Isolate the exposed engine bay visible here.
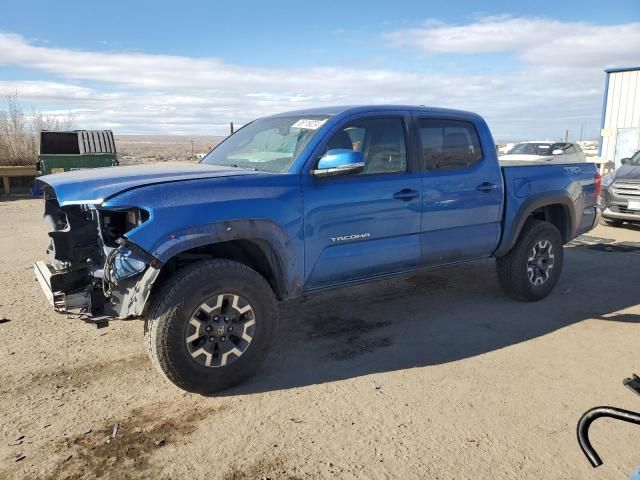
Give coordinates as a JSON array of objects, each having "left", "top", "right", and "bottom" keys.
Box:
[{"left": 34, "top": 188, "right": 160, "bottom": 326}]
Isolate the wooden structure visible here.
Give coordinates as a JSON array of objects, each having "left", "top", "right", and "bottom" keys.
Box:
[{"left": 0, "top": 165, "right": 36, "bottom": 195}]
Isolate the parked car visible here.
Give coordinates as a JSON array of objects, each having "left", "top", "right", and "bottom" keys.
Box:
[
  {"left": 499, "top": 141, "right": 587, "bottom": 163},
  {"left": 600, "top": 149, "right": 640, "bottom": 226},
  {"left": 33, "top": 105, "right": 601, "bottom": 393},
  {"left": 498, "top": 142, "right": 515, "bottom": 154}
]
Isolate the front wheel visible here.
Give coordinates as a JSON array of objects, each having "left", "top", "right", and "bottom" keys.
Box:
[
  {"left": 496, "top": 219, "right": 564, "bottom": 302},
  {"left": 144, "top": 259, "right": 278, "bottom": 394}
]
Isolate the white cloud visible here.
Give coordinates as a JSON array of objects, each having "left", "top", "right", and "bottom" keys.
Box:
[
  {"left": 384, "top": 16, "right": 640, "bottom": 69},
  {"left": 0, "top": 21, "right": 632, "bottom": 139},
  {"left": 0, "top": 81, "right": 95, "bottom": 101}
]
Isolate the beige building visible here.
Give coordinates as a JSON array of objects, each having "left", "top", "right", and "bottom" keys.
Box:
[{"left": 600, "top": 66, "right": 640, "bottom": 167}]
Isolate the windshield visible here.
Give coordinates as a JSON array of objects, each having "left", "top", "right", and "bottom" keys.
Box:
[{"left": 201, "top": 115, "right": 331, "bottom": 172}]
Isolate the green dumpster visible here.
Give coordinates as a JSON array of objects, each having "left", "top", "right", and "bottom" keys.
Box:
[{"left": 36, "top": 130, "right": 118, "bottom": 176}]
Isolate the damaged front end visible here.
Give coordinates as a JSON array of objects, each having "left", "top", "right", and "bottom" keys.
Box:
[{"left": 34, "top": 188, "right": 161, "bottom": 327}]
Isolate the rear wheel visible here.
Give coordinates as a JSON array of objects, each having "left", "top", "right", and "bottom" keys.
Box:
[
  {"left": 144, "top": 259, "right": 278, "bottom": 394},
  {"left": 496, "top": 219, "right": 564, "bottom": 302},
  {"left": 599, "top": 217, "right": 623, "bottom": 227}
]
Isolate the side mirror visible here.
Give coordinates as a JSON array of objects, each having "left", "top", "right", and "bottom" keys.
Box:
[
  {"left": 621, "top": 158, "right": 630, "bottom": 165},
  {"left": 552, "top": 149, "right": 564, "bottom": 155},
  {"left": 312, "top": 149, "right": 364, "bottom": 177}
]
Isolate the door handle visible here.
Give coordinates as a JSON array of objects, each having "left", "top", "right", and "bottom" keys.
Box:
[
  {"left": 476, "top": 182, "right": 497, "bottom": 193},
  {"left": 393, "top": 189, "right": 419, "bottom": 201}
]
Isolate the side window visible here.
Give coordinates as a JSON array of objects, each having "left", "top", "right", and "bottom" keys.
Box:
[
  {"left": 551, "top": 142, "right": 574, "bottom": 154},
  {"left": 549, "top": 143, "right": 563, "bottom": 153},
  {"left": 324, "top": 117, "right": 407, "bottom": 174},
  {"left": 418, "top": 118, "right": 483, "bottom": 171}
]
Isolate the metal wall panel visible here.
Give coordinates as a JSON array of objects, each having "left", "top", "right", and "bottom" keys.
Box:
[{"left": 601, "top": 69, "right": 640, "bottom": 164}]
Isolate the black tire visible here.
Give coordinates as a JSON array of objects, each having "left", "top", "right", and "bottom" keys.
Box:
[
  {"left": 144, "top": 259, "right": 278, "bottom": 394},
  {"left": 496, "top": 219, "right": 564, "bottom": 302},
  {"left": 599, "top": 217, "right": 623, "bottom": 227}
]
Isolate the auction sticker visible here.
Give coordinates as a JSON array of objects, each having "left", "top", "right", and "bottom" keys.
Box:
[{"left": 291, "top": 119, "right": 327, "bottom": 130}]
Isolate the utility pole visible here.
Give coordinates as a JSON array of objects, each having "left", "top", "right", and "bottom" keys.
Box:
[
  {"left": 563, "top": 129, "right": 568, "bottom": 142},
  {"left": 230, "top": 122, "right": 234, "bottom": 135},
  {"left": 579, "top": 123, "right": 584, "bottom": 142},
  {"left": 190, "top": 139, "right": 194, "bottom": 159}
]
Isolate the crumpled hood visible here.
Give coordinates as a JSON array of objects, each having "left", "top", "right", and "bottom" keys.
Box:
[
  {"left": 498, "top": 154, "right": 554, "bottom": 162},
  {"left": 611, "top": 164, "right": 640, "bottom": 181},
  {"left": 36, "top": 162, "right": 260, "bottom": 205}
]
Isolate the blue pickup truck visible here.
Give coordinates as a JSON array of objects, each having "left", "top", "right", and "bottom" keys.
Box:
[{"left": 34, "top": 105, "right": 601, "bottom": 393}]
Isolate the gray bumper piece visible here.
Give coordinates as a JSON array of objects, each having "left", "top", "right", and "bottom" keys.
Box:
[{"left": 33, "top": 261, "right": 92, "bottom": 313}]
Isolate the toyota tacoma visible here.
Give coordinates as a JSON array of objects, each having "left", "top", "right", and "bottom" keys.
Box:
[{"left": 33, "top": 105, "right": 601, "bottom": 393}]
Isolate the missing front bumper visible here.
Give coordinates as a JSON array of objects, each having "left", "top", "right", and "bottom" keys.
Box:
[
  {"left": 34, "top": 259, "right": 160, "bottom": 321},
  {"left": 34, "top": 261, "right": 54, "bottom": 306},
  {"left": 34, "top": 261, "right": 92, "bottom": 314}
]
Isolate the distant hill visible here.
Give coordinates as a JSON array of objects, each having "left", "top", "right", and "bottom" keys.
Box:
[{"left": 115, "top": 135, "right": 226, "bottom": 164}]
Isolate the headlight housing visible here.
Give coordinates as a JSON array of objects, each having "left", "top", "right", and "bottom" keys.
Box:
[
  {"left": 112, "top": 248, "right": 147, "bottom": 281},
  {"left": 99, "top": 207, "right": 150, "bottom": 246}
]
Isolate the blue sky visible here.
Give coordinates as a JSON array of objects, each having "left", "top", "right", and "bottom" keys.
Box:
[{"left": 1, "top": 0, "right": 639, "bottom": 139}]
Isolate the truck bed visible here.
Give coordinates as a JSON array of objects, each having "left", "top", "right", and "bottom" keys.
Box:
[
  {"left": 495, "top": 161, "right": 599, "bottom": 256},
  {"left": 499, "top": 159, "right": 591, "bottom": 167}
]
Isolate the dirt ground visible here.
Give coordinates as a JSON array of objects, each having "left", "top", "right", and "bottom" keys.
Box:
[{"left": 1, "top": 197, "right": 639, "bottom": 480}]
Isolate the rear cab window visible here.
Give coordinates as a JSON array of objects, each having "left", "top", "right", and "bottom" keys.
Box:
[{"left": 417, "top": 118, "right": 483, "bottom": 171}]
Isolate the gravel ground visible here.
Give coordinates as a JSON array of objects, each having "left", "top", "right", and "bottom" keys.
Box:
[{"left": 0, "top": 197, "right": 639, "bottom": 479}]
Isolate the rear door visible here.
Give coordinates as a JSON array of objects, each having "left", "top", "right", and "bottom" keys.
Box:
[
  {"left": 301, "top": 113, "right": 423, "bottom": 289},
  {"left": 414, "top": 115, "right": 503, "bottom": 265}
]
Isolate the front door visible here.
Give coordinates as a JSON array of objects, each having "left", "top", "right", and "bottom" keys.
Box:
[{"left": 301, "top": 114, "right": 422, "bottom": 289}]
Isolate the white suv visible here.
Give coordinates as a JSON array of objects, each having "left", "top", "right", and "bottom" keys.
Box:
[{"left": 499, "top": 141, "right": 587, "bottom": 163}]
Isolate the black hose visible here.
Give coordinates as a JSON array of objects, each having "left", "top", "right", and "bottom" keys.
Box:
[
  {"left": 577, "top": 406, "right": 640, "bottom": 468},
  {"left": 102, "top": 247, "right": 119, "bottom": 297}
]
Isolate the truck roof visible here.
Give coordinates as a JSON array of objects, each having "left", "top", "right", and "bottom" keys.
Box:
[{"left": 271, "top": 105, "right": 483, "bottom": 119}]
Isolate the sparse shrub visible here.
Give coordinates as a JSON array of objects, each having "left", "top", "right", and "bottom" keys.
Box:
[{"left": 0, "top": 93, "right": 73, "bottom": 166}]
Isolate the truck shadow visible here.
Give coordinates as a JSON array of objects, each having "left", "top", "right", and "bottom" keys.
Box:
[
  {"left": 219, "top": 244, "right": 640, "bottom": 397},
  {"left": 615, "top": 223, "right": 640, "bottom": 232}
]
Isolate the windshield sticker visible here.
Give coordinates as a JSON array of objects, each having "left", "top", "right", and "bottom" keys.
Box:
[{"left": 291, "top": 119, "right": 328, "bottom": 130}]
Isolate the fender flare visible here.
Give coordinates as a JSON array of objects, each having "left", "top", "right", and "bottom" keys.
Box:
[
  {"left": 149, "top": 219, "right": 301, "bottom": 299},
  {"left": 493, "top": 192, "right": 576, "bottom": 257}
]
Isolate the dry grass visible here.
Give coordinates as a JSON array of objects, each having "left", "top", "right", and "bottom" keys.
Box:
[
  {"left": 115, "top": 135, "right": 225, "bottom": 164},
  {"left": 0, "top": 94, "right": 73, "bottom": 166}
]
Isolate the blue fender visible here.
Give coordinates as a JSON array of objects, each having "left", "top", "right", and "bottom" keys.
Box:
[{"left": 150, "top": 218, "right": 302, "bottom": 299}]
